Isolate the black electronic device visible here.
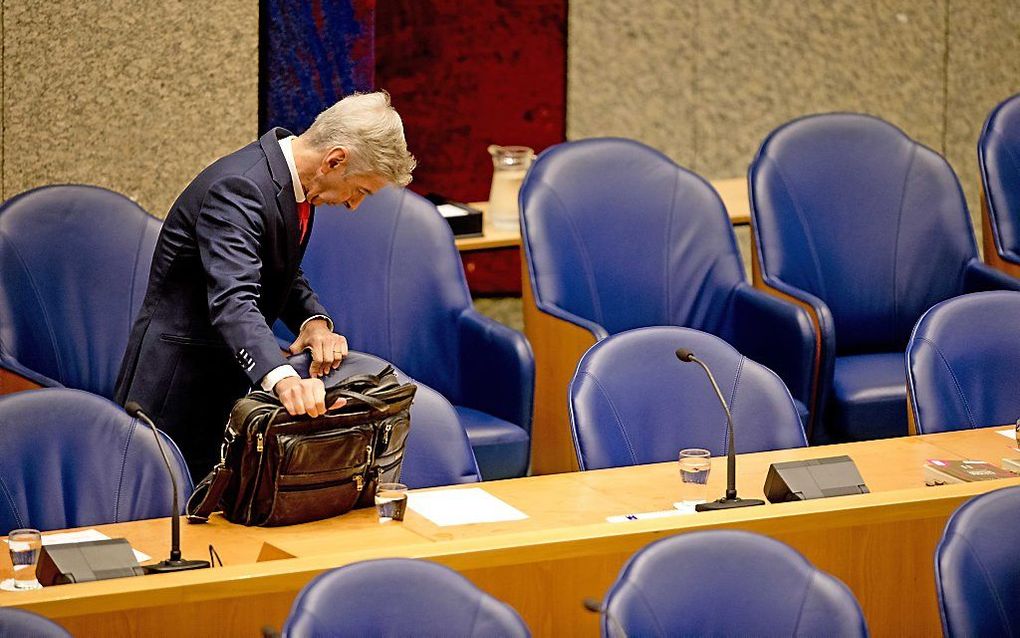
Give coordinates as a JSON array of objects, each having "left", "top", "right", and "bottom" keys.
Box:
[
  {"left": 36, "top": 539, "right": 144, "bottom": 586},
  {"left": 675, "top": 348, "right": 765, "bottom": 512},
  {"left": 425, "top": 193, "right": 484, "bottom": 237},
  {"left": 124, "top": 402, "right": 210, "bottom": 574},
  {"left": 763, "top": 455, "right": 869, "bottom": 503}
]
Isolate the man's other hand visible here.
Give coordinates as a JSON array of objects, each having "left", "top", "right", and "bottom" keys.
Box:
[
  {"left": 274, "top": 377, "right": 346, "bottom": 417},
  {"left": 289, "top": 318, "right": 348, "bottom": 377}
]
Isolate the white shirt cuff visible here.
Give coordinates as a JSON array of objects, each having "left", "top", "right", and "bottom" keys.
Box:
[
  {"left": 300, "top": 314, "right": 333, "bottom": 333},
  {"left": 261, "top": 364, "right": 300, "bottom": 392}
]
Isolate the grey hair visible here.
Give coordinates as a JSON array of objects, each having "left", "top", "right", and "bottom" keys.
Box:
[{"left": 302, "top": 91, "right": 416, "bottom": 186}]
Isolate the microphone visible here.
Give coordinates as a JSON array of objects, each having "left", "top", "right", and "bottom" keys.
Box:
[
  {"left": 125, "top": 402, "right": 211, "bottom": 574},
  {"left": 583, "top": 597, "right": 628, "bottom": 638},
  {"left": 675, "top": 348, "right": 765, "bottom": 511}
]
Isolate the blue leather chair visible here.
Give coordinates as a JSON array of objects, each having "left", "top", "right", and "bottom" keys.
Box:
[
  {"left": 907, "top": 291, "right": 1020, "bottom": 434},
  {"left": 936, "top": 485, "right": 1020, "bottom": 637},
  {"left": 275, "top": 187, "right": 534, "bottom": 480},
  {"left": 979, "top": 92, "right": 1020, "bottom": 279},
  {"left": 282, "top": 558, "right": 530, "bottom": 637},
  {"left": 570, "top": 327, "right": 806, "bottom": 470},
  {"left": 603, "top": 530, "right": 867, "bottom": 637},
  {"left": 0, "top": 388, "right": 191, "bottom": 532},
  {"left": 0, "top": 185, "right": 161, "bottom": 398},
  {"left": 521, "top": 138, "right": 814, "bottom": 473},
  {"left": 288, "top": 351, "right": 481, "bottom": 488},
  {"left": 0, "top": 609, "right": 71, "bottom": 637},
  {"left": 750, "top": 113, "right": 1020, "bottom": 443}
]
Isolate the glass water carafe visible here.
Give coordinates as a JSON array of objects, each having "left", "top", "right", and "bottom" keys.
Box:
[{"left": 487, "top": 145, "right": 535, "bottom": 232}]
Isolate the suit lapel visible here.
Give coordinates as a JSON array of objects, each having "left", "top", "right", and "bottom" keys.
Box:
[{"left": 259, "top": 128, "right": 301, "bottom": 267}]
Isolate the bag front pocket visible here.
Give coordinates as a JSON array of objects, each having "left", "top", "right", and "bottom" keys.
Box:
[{"left": 262, "top": 427, "right": 374, "bottom": 526}]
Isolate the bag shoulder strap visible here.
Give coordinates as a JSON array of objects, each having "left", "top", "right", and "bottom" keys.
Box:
[{"left": 186, "top": 465, "right": 234, "bottom": 524}]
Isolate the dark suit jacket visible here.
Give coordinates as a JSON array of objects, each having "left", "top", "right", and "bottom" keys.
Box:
[{"left": 115, "top": 128, "right": 329, "bottom": 479}]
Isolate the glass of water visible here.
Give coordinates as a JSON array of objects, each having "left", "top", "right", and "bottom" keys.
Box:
[
  {"left": 375, "top": 483, "right": 408, "bottom": 523},
  {"left": 678, "top": 448, "right": 712, "bottom": 504},
  {"left": 8, "top": 529, "right": 42, "bottom": 589}
]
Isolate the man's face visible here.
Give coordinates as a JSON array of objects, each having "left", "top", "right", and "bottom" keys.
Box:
[{"left": 305, "top": 148, "right": 389, "bottom": 210}]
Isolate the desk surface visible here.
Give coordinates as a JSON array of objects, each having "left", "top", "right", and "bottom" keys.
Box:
[
  {"left": 455, "top": 178, "right": 751, "bottom": 252},
  {"left": 3, "top": 427, "right": 1017, "bottom": 637}
]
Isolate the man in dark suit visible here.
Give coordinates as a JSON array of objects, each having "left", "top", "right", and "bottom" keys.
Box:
[{"left": 115, "top": 92, "right": 415, "bottom": 479}]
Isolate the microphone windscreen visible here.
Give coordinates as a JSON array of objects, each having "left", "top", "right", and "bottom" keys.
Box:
[
  {"left": 124, "top": 401, "right": 144, "bottom": 419},
  {"left": 675, "top": 348, "right": 695, "bottom": 362}
]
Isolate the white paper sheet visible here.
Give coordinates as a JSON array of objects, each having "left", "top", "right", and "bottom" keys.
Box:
[
  {"left": 40, "top": 529, "right": 150, "bottom": 563},
  {"left": 996, "top": 427, "right": 1017, "bottom": 440},
  {"left": 407, "top": 488, "right": 528, "bottom": 527},
  {"left": 437, "top": 204, "right": 468, "bottom": 218}
]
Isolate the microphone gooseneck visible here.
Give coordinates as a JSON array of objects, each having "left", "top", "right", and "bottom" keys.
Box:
[
  {"left": 126, "top": 403, "right": 210, "bottom": 573},
  {"left": 675, "top": 348, "right": 765, "bottom": 511}
]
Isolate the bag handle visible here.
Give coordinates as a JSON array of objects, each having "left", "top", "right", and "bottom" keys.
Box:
[{"left": 186, "top": 465, "right": 233, "bottom": 524}]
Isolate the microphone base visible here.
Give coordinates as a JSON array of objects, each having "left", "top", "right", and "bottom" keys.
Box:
[
  {"left": 144, "top": 558, "right": 211, "bottom": 574},
  {"left": 695, "top": 497, "right": 766, "bottom": 511}
]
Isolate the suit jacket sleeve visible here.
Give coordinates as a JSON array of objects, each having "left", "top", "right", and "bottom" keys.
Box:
[
  {"left": 196, "top": 175, "right": 288, "bottom": 385},
  {"left": 279, "top": 266, "right": 331, "bottom": 336}
]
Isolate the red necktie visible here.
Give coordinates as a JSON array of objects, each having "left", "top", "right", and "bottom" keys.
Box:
[{"left": 297, "top": 201, "right": 311, "bottom": 242}]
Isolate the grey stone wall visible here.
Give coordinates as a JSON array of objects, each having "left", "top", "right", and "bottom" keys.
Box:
[
  {"left": 569, "top": 0, "right": 1020, "bottom": 226},
  {"left": 1, "top": 0, "right": 257, "bottom": 218}
]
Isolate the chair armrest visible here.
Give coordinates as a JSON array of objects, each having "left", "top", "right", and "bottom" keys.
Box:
[
  {"left": 530, "top": 299, "right": 610, "bottom": 341},
  {"left": 457, "top": 309, "right": 535, "bottom": 434},
  {"left": 728, "top": 283, "right": 816, "bottom": 406},
  {"left": 964, "top": 259, "right": 1020, "bottom": 292}
]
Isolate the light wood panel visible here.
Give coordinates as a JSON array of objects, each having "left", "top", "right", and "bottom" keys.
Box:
[
  {"left": 0, "top": 368, "right": 43, "bottom": 396},
  {"left": 1, "top": 428, "right": 1017, "bottom": 636}
]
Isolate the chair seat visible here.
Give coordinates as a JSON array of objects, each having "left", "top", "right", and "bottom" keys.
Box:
[
  {"left": 455, "top": 406, "right": 529, "bottom": 480},
  {"left": 830, "top": 352, "right": 907, "bottom": 440}
]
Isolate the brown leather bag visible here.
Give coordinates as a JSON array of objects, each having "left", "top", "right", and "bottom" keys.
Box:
[{"left": 186, "top": 366, "right": 416, "bottom": 527}]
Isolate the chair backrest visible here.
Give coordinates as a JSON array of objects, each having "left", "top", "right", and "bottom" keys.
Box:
[
  {"left": 0, "top": 185, "right": 161, "bottom": 398},
  {"left": 751, "top": 113, "right": 978, "bottom": 355},
  {"left": 907, "top": 291, "right": 1020, "bottom": 433},
  {"left": 0, "top": 608, "right": 72, "bottom": 637},
  {"left": 288, "top": 351, "right": 481, "bottom": 488},
  {"left": 520, "top": 138, "right": 745, "bottom": 336},
  {"left": 283, "top": 558, "right": 530, "bottom": 637},
  {"left": 604, "top": 530, "right": 866, "bottom": 637},
  {"left": 279, "top": 186, "right": 472, "bottom": 403},
  {"left": 0, "top": 388, "right": 192, "bottom": 532},
  {"left": 979, "top": 92, "right": 1020, "bottom": 263},
  {"left": 569, "top": 327, "right": 806, "bottom": 470},
  {"left": 936, "top": 485, "right": 1020, "bottom": 637}
]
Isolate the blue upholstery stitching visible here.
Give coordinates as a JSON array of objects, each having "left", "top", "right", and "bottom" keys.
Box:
[
  {"left": 891, "top": 145, "right": 918, "bottom": 337},
  {"left": 0, "top": 474, "right": 25, "bottom": 530},
  {"left": 538, "top": 179, "right": 605, "bottom": 326},
  {"left": 115, "top": 418, "right": 137, "bottom": 522},
  {"left": 955, "top": 534, "right": 1013, "bottom": 633},
  {"left": 578, "top": 372, "right": 639, "bottom": 466},
  {"left": 916, "top": 336, "right": 977, "bottom": 428},
  {"left": 384, "top": 189, "right": 404, "bottom": 360},
  {"left": 790, "top": 571, "right": 817, "bottom": 636},
  {"left": 0, "top": 233, "right": 65, "bottom": 377},
  {"left": 663, "top": 171, "right": 680, "bottom": 324},
  {"left": 627, "top": 578, "right": 668, "bottom": 637},
  {"left": 762, "top": 155, "right": 829, "bottom": 301},
  {"left": 724, "top": 356, "right": 744, "bottom": 452}
]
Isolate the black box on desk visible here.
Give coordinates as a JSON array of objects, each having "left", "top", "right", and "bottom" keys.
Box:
[{"left": 426, "top": 194, "right": 483, "bottom": 237}]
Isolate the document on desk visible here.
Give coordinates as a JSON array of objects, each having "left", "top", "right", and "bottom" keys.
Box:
[
  {"left": 996, "top": 427, "right": 1017, "bottom": 440},
  {"left": 407, "top": 488, "right": 528, "bottom": 526}
]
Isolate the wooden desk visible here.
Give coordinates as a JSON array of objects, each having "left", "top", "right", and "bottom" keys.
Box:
[
  {"left": 3, "top": 427, "right": 1016, "bottom": 637},
  {"left": 454, "top": 178, "right": 750, "bottom": 252}
]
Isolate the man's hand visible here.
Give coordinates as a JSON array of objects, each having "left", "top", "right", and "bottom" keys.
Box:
[
  {"left": 289, "top": 318, "right": 348, "bottom": 377},
  {"left": 274, "top": 377, "right": 346, "bottom": 417}
]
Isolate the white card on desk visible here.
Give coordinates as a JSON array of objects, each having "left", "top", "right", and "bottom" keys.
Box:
[
  {"left": 996, "top": 427, "right": 1017, "bottom": 440},
  {"left": 407, "top": 488, "right": 528, "bottom": 527},
  {"left": 38, "top": 529, "right": 150, "bottom": 563},
  {"left": 437, "top": 204, "right": 468, "bottom": 218}
]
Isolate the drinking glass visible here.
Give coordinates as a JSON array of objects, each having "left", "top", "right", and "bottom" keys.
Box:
[
  {"left": 678, "top": 448, "right": 712, "bottom": 504},
  {"left": 8, "top": 529, "right": 42, "bottom": 589},
  {"left": 375, "top": 483, "right": 408, "bottom": 523}
]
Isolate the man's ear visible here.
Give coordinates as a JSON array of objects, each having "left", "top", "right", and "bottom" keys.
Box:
[{"left": 322, "top": 147, "right": 348, "bottom": 172}]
